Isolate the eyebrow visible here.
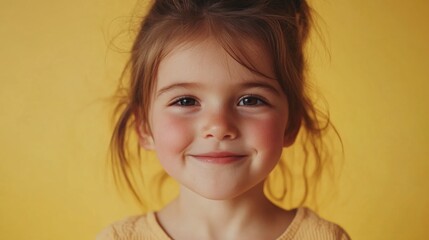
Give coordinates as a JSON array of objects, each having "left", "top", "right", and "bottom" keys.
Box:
[
  {"left": 156, "top": 82, "right": 201, "bottom": 97},
  {"left": 240, "top": 81, "right": 281, "bottom": 96},
  {"left": 156, "top": 80, "right": 281, "bottom": 97}
]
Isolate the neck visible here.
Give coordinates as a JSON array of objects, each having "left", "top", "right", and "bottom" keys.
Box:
[
  {"left": 177, "top": 182, "right": 272, "bottom": 219},
  {"left": 157, "top": 182, "right": 292, "bottom": 240}
]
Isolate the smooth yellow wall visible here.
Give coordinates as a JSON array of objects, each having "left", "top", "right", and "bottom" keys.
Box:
[{"left": 1, "top": 0, "right": 428, "bottom": 239}]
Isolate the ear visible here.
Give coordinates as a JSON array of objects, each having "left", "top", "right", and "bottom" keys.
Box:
[
  {"left": 136, "top": 122, "right": 155, "bottom": 151},
  {"left": 283, "top": 115, "right": 301, "bottom": 147}
]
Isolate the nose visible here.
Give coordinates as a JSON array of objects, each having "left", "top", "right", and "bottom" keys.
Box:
[{"left": 201, "top": 108, "right": 238, "bottom": 141}]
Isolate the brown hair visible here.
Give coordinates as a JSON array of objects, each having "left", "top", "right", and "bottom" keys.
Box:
[{"left": 110, "top": 0, "right": 340, "bottom": 208}]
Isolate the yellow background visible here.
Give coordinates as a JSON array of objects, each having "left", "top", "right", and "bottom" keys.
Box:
[{"left": 1, "top": 0, "right": 428, "bottom": 239}]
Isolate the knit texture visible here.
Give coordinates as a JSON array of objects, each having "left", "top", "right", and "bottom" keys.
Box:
[{"left": 97, "top": 207, "right": 350, "bottom": 240}]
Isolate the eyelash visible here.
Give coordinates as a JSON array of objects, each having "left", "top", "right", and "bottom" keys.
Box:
[
  {"left": 170, "top": 95, "right": 268, "bottom": 107},
  {"left": 237, "top": 95, "right": 268, "bottom": 106},
  {"left": 170, "top": 96, "right": 199, "bottom": 106}
]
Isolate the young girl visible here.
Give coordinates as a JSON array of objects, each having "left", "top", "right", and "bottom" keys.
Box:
[{"left": 98, "top": 0, "right": 350, "bottom": 239}]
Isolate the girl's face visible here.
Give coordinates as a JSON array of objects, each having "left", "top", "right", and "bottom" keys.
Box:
[{"left": 141, "top": 38, "right": 291, "bottom": 200}]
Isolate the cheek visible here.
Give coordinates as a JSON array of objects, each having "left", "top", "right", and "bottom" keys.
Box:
[
  {"left": 245, "top": 115, "right": 287, "bottom": 154},
  {"left": 151, "top": 112, "right": 193, "bottom": 156}
]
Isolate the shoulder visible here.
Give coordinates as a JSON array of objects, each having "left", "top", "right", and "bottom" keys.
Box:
[
  {"left": 96, "top": 212, "right": 168, "bottom": 240},
  {"left": 96, "top": 215, "right": 144, "bottom": 240},
  {"left": 282, "top": 207, "right": 351, "bottom": 240}
]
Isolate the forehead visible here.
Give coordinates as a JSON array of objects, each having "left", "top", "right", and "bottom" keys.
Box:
[{"left": 156, "top": 37, "right": 275, "bottom": 87}]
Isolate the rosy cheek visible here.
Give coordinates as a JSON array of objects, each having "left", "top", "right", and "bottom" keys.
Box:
[
  {"left": 152, "top": 113, "right": 193, "bottom": 155},
  {"left": 248, "top": 116, "right": 287, "bottom": 155}
]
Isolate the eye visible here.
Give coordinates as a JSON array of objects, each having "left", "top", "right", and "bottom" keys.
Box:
[
  {"left": 237, "top": 95, "right": 267, "bottom": 106},
  {"left": 171, "top": 97, "right": 199, "bottom": 106}
]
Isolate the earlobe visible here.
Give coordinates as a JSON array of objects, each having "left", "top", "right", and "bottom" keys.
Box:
[
  {"left": 283, "top": 117, "right": 301, "bottom": 147},
  {"left": 138, "top": 134, "right": 155, "bottom": 150},
  {"left": 137, "top": 123, "right": 155, "bottom": 150},
  {"left": 283, "top": 131, "right": 298, "bottom": 147}
]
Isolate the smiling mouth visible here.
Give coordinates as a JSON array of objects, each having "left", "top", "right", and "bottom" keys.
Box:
[{"left": 189, "top": 152, "right": 247, "bottom": 164}]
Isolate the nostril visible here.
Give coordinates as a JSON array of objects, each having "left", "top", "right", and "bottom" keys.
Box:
[
  {"left": 201, "top": 111, "right": 239, "bottom": 140},
  {"left": 203, "top": 126, "right": 238, "bottom": 140}
]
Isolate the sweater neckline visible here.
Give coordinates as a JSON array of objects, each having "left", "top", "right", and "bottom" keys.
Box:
[
  {"left": 147, "top": 211, "right": 173, "bottom": 239},
  {"left": 147, "top": 207, "right": 305, "bottom": 240},
  {"left": 275, "top": 207, "right": 305, "bottom": 239}
]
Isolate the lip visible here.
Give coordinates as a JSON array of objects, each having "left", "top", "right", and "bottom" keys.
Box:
[{"left": 189, "top": 152, "right": 247, "bottom": 164}]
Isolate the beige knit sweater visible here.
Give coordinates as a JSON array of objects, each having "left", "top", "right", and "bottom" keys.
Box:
[{"left": 97, "top": 207, "right": 350, "bottom": 240}]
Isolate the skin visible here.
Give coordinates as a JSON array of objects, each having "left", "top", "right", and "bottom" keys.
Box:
[{"left": 139, "top": 38, "right": 297, "bottom": 240}]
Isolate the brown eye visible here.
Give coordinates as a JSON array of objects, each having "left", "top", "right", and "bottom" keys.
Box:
[
  {"left": 173, "top": 97, "right": 198, "bottom": 106},
  {"left": 238, "top": 96, "right": 266, "bottom": 106}
]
